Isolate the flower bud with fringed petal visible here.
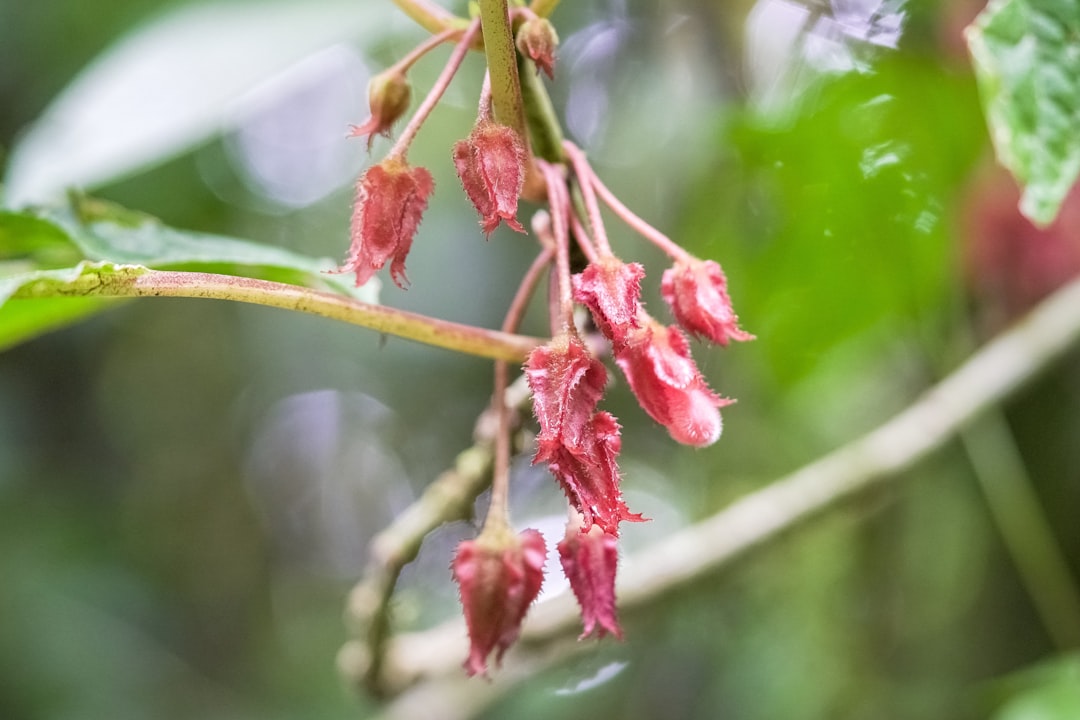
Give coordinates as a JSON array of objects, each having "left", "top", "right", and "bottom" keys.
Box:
[
  {"left": 453, "top": 120, "right": 527, "bottom": 235},
  {"left": 661, "top": 258, "right": 753, "bottom": 345},
  {"left": 526, "top": 335, "right": 644, "bottom": 534},
  {"left": 571, "top": 258, "right": 646, "bottom": 350},
  {"left": 558, "top": 512, "right": 622, "bottom": 639},
  {"left": 341, "top": 157, "right": 433, "bottom": 289},
  {"left": 452, "top": 527, "right": 547, "bottom": 676},
  {"left": 615, "top": 320, "right": 731, "bottom": 447}
]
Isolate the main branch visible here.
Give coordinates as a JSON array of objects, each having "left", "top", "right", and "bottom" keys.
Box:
[{"left": 13, "top": 267, "right": 542, "bottom": 362}]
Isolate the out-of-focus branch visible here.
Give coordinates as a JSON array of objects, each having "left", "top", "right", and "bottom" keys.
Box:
[
  {"left": 359, "top": 271, "right": 1080, "bottom": 715},
  {"left": 341, "top": 442, "right": 493, "bottom": 697},
  {"left": 339, "top": 374, "right": 535, "bottom": 695}
]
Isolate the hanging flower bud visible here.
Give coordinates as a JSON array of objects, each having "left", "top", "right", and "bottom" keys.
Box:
[
  {"left": 526, "top": 334, "right": 607, "bottom": 453},
  {"left": 572, "top": 258, "right": 646, "bottom": 350},
  {"left": 341, "top": 157, "right": 434, "bottom": 289},
  {"left": 526, "top": 335, "right": 644, "bottom": 535},
  {"left": 541, "top": 411, "right": 643, "bottom": 534},
  {"left": 661, "top": 259, "right": 753, "bottom": 345},
  {"left": 516, "top": 17, "right": 559, "bottom": 79},
  {"left": 453, "top": 120, "right": 527, "bottom": 235},
  {"left": 452, "top": 527, "right": 547, "bottom": 676},
  {"left": 616, "top": 320, "right": 731, "bottom": 447},
  {"left": 348, "top": 69, "right": 412, "bottom": 149},
  {"left": 558, "top": 511, "right": 622, "bottom": 639}
]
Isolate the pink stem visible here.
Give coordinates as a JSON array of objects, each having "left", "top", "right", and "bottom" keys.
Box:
[
  {"left": 584, "top": 154, "right": 693, "bottom": 263},
  {"left": 486, "top": 357, "right": 512, "bottom": 527},
  {"left": 531, "top": 212, "right": 565, "bottom": 337},
  {"left": 569, "top": 213, "right": 599, "bottom": 265},
  {"left": 503, "top": 244, "right": 555, "bottom": 336},
  {"left": 478, "top": 72, "right": 494, "bottom": 120},
  {"left": 561, "top": 141, "right": 613, "bottom": 258},
  {"left": 486, "top": 243, "right": 555, "bottom": 525},
  {"left": 538, "top": 161, "right": 575, "bottom": 332},
  {"left": 390, "top": 27, "right": 460, "bottom": 76}
]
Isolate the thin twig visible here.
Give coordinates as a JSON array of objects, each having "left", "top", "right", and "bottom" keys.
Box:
[
  {"left": 587, "top": 160, "right": 691, "bottom": 263},
  {"left": 360, "top": 270, "right": 1080, "bottom": 708},
  {"left": 390, "top": 20, "right": 482, "bottom": 159},
  {"left": 562, "top": 142, "right": 613, "bottom": 257},
  {"left": 391, "top": 0, "right": 469, "bottom": 35},
  {"left": 960, "top": 411, "right": 1080, "bottom": 647}
]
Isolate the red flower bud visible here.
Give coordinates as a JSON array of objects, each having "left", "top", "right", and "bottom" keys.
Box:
[
  {"left": 341, "top": 157, "right": 433, "bottom": 289},
  {"left": 526, "top": 336, "right": 644, "bottom": 535},
  {"left": 526, "top": 334, "right": 607, "bottom": 451},
  {"left": 558, "top": 513, "right": 622, "bottom": 639},
  {"left": 661, "top": 259, "right": 753, "bottom": 345},
  {"left": 616, "top": 320, "right": 731, "bottom": 447},
  {"left": 452, "top": 527, "right": 547, "bottom": 676},
  {"left": 453, "top": 121, "right": 527, "bottom": 235},
  {"left": 541, "top": 411, "right": 642, "bottom": 534},
  {"left": 348, "top": 69, "right": 412, "bottom": 149},
  {"left": 516, "top": 17, "right": 559, "bottom": 79},
  {"left": 572, "top": 258, "right": 646, "bottom": 350}
]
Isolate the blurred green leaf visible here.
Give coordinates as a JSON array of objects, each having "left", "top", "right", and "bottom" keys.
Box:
[
  {"left": 989, "top": 654, "right": 1080, "bottom": 720},
  {"left": 2, "top": 0, "right": 386, "bottom": 206},
  {"left": 0, "top": 201, "right": 376, "bottom": 350},
  {"left": 967, "top": 0, "right": 1080, "bottom": 225},
  {"left": 0, "top": 211, "right": 80, "bottom": 265},
  {"left": 685, "top": 58, "right": 984, "bottom": 385}
]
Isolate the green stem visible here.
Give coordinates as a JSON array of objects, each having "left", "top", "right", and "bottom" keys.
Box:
[
  {"left": 529, "top": 0, "right": 561, "bottom": 18},
  {"left": 478, "top": 0, "right": 526, "bottom": 139},
  {"left": 518, "top": 52, "right": 564, "bottom": 162},
  {"left": 391, "top": 0, "right": 469, "bottom": 34},
  {"left": 13, "top": 267, "right": 542, "bottom": 362}
]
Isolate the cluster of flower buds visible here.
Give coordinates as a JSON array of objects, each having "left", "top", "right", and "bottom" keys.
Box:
[{"left": 339, "top": 8, "right": 750, "bottom": 677}]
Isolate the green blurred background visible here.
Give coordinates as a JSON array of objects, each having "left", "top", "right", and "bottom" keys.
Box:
[{"left": 2, "top": 0, "right": 1079, "bottom": 718}]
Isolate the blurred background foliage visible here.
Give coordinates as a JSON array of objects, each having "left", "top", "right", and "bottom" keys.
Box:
[{"left": 2, "top": 0, "right": 1080, "bottom": 719}]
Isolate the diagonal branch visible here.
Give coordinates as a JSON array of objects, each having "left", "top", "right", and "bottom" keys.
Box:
[{"left": 356, "top": 270, "right": 1080, "bottom": 713}]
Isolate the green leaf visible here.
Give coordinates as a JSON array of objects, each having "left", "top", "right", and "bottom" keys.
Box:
[
  {"left": 967, "top": 0, "right": 1080, "bottom": 225},
  {"left": 683, "top": 57, "right": 984, "bottom": 385},
  {"left": 2, "top": 0, "right": 388, "bottom": 205},
  {"left": 0, "top": 296, "right": 116, "bottom": 353},
  {"left": 0, "top": 262, "right": 144, "bottom": 351},
  {"left": 0, "top": 211, "right": 82, "bottom": 267},
  {"left": 47, "top": 198, "right": 373, "bottom": 300}
]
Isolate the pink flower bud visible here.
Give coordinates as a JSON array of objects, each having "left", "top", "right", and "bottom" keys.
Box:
[
  {"left": 453, "top": 121, "right": 527, "bottom": 235},
  {"left": 516, "top": 17, "right": 559, "bottom": 79},
  {"left": 526, "top": 333, "right": 607, "bottom": 451},
  {"left": 452, "top": 527, "right": 547, "bottom": 676},
  {"left": 616, "top": 320, "right": 732, "bottom": 447},
  {"left": 341, "top": 157, "right": 433, "bottom": 289},
  {"left": 661, "top": 259, "right": 753, "bottom": 345},
  {"left": 526, "top": 336, "right": 645, "bottom": 535},
  {"left": 540, "top": 411, "right": 642, "bottom": 534},
  {"left": 348, "top": 69, "right": 412, "bottom": 149},
  {"left": 572, "top": 258, "right": 646, "bottom": 350},
  {"left": 558, "top": 514, "right": 622, "bottom": 639}
]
